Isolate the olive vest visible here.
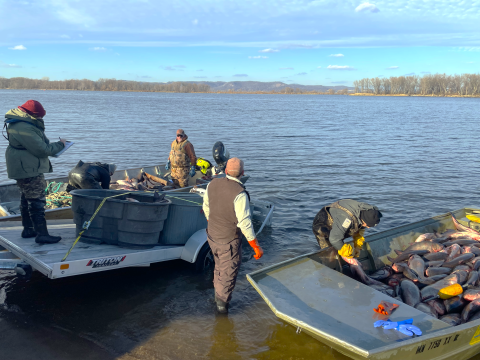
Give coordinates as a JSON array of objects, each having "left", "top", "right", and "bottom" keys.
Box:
[
  {"left": 206, "top": 177, "right": 246, "bottom": 244},
  {"left": 170, "top": 139, "right": 190, "bottom": 168},
  {"left": 324, "top": 201, "right": 361, "bottom": 237}
]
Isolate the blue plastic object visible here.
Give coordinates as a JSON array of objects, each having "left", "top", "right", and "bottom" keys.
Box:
[
  {"left": 398, "top": 325, "right": 422, "bottom": 337},
  {"left": 382, "top": 318, "right": 413, "bottom": 330},
  {"left": 166, "top": 160, "right": 171, "bottom": 170},
  {"left": 189, "top": 166, "right": 196, "bottom": 177},
  {"left": 374, "top": 320, "right": 390, "bottom": 328}
]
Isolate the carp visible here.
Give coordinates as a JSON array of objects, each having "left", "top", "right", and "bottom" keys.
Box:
[
  {"left": 463, "top": 288, "right": 480, "bottom": 302},
  {"left": 461, "top": 299, "right": 480, "bottom": 322},
  {"left": 416, "top": 303, "right": 438, "bottom": 318},
  {"left": 440, "top": 314, "right": 462, "bottom": 326},
  {"left": 442, "top": 253, "right": 475, "bottom": 268},
  {"left": 424, "top": 252, "right": 449, "bottom": 261},
  {"left": 425, "top": 260, "right": 444, "bottom": 268},
  {"left": 426, "top": 267, "right": 451, "bottom": 277},
  {"left": 342, "top": 257, "right": 384, "bottom": 286},
  {"left": 469, "top": 312, "right": 480, "bottom": 322},
  {"left": 466, "top": 271, "right": 479, "bottom": 286},
  {"left": 446, "top": 244, "right": 462, "bottom": 261},
  {"left": 403, "top": 242, "right": 443, "bottom": 253},
  {"left": 408, "top": 255, "right": 425, "bottom": 278},
  {"left": 421, "top": 273, "right": 459, "bottom": 300},
  {"left": 392, "top": 262, "right": 408, "bottom": 273},
  {"left": 388, "top": 250, "right": 429, "bottom": 264},
  {"left": 453, "top": 265, "right": 472, "bottom": 273},
  {"left": 427, "top": 299, "right": 446, "bottom": 316},
  {"left": 401, "top": 280, "right": 421, "bottom": 307},
  {"left": 369, "top": 266, "right": 393, "bottom": 281},
  {"left": 444, "top": 295, "right": 468, "bottom": 313},
  {"left": 451, "top": 215, "right": 480, "bottom": 237},
  {"left": 415, "top": 233, "right": 437, "bottom": 242},
  {"left": 463, "top": 246, "right": 480, "bottom": 256}
]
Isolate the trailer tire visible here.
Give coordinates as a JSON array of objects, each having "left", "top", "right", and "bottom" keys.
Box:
[{"left": 193, "top": 242, "right": 214, "bottom": 272}]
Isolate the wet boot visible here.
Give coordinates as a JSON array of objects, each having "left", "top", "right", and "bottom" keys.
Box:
[
  {"left": 29, "top": 199, "right": 62, "bottom": 244},
  {"left": 215, "top": 293, "right": 229, "bottom": 314},
  {"left": 20, "top": 194, "right": 36, "bottom": 238}
]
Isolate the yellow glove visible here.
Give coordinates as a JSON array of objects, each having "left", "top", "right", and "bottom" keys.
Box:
[
  {"left": 352, "top": 230, "right": 365, "bottom": 250},
  {"left": 338, "top": 244, "right": 353, "bottom": 258},
  {"left": 467, "top": 214, "right": 480, "bottom": 224}
]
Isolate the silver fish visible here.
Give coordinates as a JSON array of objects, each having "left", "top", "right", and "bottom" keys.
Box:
[
  {"left": 444, "top": 295, "right": 468, "bottom": 314},
  {"left": 404, "top": 242, "right": 444, "bottom": 253},
  {"left": 426, "top": 267, "right": 451, "bottom": 277},
  {"left": 427, "top": 299, "right": 446, "bottom": 316},
  {"left": 461, "top": 299, "right": 480, "bottom": 322},
  {"left": 388, "top": 250, "right": 429, "bottom": 264},
  {"left": 466, "top": 271, "right": 479, "bottom": 286},
  {"left": 369, "top": 266, "right": 393, "bottom": 280},
  {"left": 401, "top": 279, "right": 421, "bottom": 307},
  {"left": 425, "top": 260, "right": 445, "bottom": 268},
  {"left": 416, "top": 303, "right": 438, "bottom": 318},
  {"left": 443, "top": 253, "right": 475, "bottom": 268},
  {"left": 463, "top": 288, "right": 480, "bottom": 301},
  {"left": 424, "top": 252, "right": 449, "bottom": 261},
  {"left": 421, "top": 273, "right": 459, "bottom": 300},
  {"left": 440, "top": 314, "right": 462, "bottom": 326}
]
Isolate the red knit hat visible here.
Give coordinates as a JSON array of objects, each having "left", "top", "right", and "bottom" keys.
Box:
[{"left": 18, "top": 100, "right": 46, "bottom": 118}]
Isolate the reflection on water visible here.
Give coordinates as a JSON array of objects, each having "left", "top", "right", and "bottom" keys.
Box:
[{"left": 1, "top": 90, "right": 480, "bottom": 359}]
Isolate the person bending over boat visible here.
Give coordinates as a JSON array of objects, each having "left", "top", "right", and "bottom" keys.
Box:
[
  {"left": 66, "top": 161, "right": 117, "bottom": 191},
  {"left": 312, "top": 199, "right": 382, "bottom": 258},
  {"left": 165, "top": 129, "right": 196, "bottom": 188},
  {"left": 4, "top": 100, "right": 66, "bottom": 244},
  {"left": 203, "top": 158, "right": 264, "bottom": 314}
]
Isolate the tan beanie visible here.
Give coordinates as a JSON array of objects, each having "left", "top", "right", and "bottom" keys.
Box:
[{"left": 225, "top": 158, "right": 244, "bottom": 178}]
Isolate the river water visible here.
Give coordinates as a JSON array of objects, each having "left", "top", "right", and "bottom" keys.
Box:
[{"left": 0, "top": 90, "right": 479, "bottom": 359}]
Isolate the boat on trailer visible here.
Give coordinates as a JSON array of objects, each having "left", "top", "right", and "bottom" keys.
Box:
[{"left": 247, "top": 207, "right": 480, "bottom": 360}]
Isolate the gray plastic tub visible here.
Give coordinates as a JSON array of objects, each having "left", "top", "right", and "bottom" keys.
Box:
[
  {"left": 159, "top": 193, "right": 207, "bottom": 245},
  {"left": 71, "top": 190, "right": 170, "bottom": 248}
]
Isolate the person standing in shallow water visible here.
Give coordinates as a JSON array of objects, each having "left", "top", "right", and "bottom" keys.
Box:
[
  {"left": 165, "top": 129, "right": 197, "bottom": 188},
  {"left": 203, "top": 157, "right": 264, "bottom": 314},
  {"left": 312, "top": 199, "right": 382, "bottom": 258},
  {"left": 4, "top": 100, "right": 66, "bottom": 244}
]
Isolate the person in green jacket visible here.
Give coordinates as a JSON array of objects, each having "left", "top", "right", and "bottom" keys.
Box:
[{"left": 4, "top": 100, "right": 66, "bottom": 244}]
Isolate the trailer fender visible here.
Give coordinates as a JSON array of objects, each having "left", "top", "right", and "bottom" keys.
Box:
[{"left": 180, "top": 229, "right": 208, "bottom": 263}]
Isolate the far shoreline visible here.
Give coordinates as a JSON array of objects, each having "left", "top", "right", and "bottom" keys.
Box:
[{"left": 0, "top": 88, "right": 479, "bottom": 98}]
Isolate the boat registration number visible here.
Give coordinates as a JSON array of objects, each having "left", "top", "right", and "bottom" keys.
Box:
[
  {"left": 470, "top": 326, "right": 480, "bottom": 346},
  {"left": 415, "top": 334, "right": 460, "bottom": 354}
]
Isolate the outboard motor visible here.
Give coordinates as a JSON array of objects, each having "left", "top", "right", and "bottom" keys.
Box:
[{"left": 212, "top": 141, "right": 230, "bottom": 174}]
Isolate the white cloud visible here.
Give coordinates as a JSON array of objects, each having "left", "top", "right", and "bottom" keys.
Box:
[
  {"left": 259, "top": 48, "right": 279, "bottom": 53},
  {"left": 0, "top": 61, "right": 21, "bottom": 68},
  {"left": 90, "top": 47, "right": 106, "bottom": 51},
  {"left": 329, "top": 54, "right": 344, "bottom": 57},
  {"left": 248, "top": 56, "right": 268, "bottom": 59},
  {"left": 355, "top": 2, "right": 379, "bottom": 13},
  {"left": 327, "top": 65, "right": 355, "bottom": 70},
  {"left": 60, "top": 34, "right": 70, "bottom": 39},
  {"left": 233, "top": 74, "right": 248, "bottom": 77},
  {"left": 9, "top": 45, "right": 26, "bottom": 50},
  {"left": 192, "top": 19, "right": 198, "bottom": 25},
  {"left": 386, "top": 66, "right": 399, "bottom": 69},
  {"left": 279, "top": 67, "right": 294, "bottom": 70}
]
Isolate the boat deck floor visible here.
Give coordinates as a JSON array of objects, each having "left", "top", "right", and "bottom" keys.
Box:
[{"left": 249, "top": 252, "right": 452, "bottom": 352}]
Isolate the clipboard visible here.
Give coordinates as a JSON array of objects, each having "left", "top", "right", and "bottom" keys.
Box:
[{"left": 53, "top": 141, "right": 74, "bottom": 157}]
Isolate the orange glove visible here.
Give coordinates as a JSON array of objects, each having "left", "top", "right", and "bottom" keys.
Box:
[
  {"left": 373, "top": 301, "right": 399, "bottom": 315},
  {"left": 248, "top": 238, "right": 263, "bottom": 260}
]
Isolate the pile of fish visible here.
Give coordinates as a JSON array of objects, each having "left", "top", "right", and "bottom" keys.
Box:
[
  {"left": 110, "top": 171, "right": 175, "bottom": 191},
  {"left": 343, "top": 215, "right": 480, "bottom": 326}
]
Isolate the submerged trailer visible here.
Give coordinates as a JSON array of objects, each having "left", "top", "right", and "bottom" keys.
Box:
[
  {"left": 247, "top": 207, "right": 480, "bottom": 360},
  {"left": 0, "top": 192, "right": 273, "bottom": 279}
]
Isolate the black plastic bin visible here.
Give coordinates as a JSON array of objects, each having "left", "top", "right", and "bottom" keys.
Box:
[{"left": 71, "top": 190, "right": 171, "bottom": 248}]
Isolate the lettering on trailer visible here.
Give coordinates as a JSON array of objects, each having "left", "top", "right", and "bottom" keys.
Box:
[
  {"left": 416, "top": 334, "right": 460, "bottom": 354},
  {"left": 86, "top": 256, "right": 126, "bottom": 268}
]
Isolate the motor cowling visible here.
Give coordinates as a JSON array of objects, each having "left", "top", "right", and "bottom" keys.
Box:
[{"left": 212, "top": 141, "right": 230, "bottom": 171}]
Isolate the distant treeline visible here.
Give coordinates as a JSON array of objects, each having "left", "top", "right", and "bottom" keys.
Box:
[
  {"left": 0, "top": 76, "right": 348, "bottom": 95},
  {"left": 353, "top": 73, "right": 480, "bottom": 96},
  {"left": 0, "top": 77, "right": 211, "bottom": 93}
]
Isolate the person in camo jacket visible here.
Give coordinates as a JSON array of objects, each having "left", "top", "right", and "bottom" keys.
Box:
[{"left": 165, "top": 129, "right": 197, "bottom": 188}]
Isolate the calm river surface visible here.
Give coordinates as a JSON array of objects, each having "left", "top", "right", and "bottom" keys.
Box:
[{"left": 0, "top": 90, "right": 479, "bottom": 359}]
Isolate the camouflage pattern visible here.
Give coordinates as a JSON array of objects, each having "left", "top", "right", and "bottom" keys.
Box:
[
  {"left": 171, "top": 166, "right": 189, "bottom": 188},
  {"left": 16, "top": 174, "right": 47, "bottom": 200},
  {"left": 312, "top": 207, "right": 333, "bottom": 249}
]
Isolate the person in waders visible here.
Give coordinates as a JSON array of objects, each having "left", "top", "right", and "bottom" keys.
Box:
[
  {"left": 66, "top": 161, "right": 117, "bottom": 191},
  {"left": 312, "top": 199, "right": 382, "bottom": 258},
  {"left": 3, "top": 100, "right": 66, "bottom": 244},
  {"left": 202, "top": 158, "right": 264, "bottom": 314},
  {"left": 165, "top": 129, "right": 197, "bottom": 188}
]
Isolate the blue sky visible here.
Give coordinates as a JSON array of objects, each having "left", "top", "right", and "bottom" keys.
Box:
[{"left": 0, "top": 0, "right": 479, "bottom": 86}]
